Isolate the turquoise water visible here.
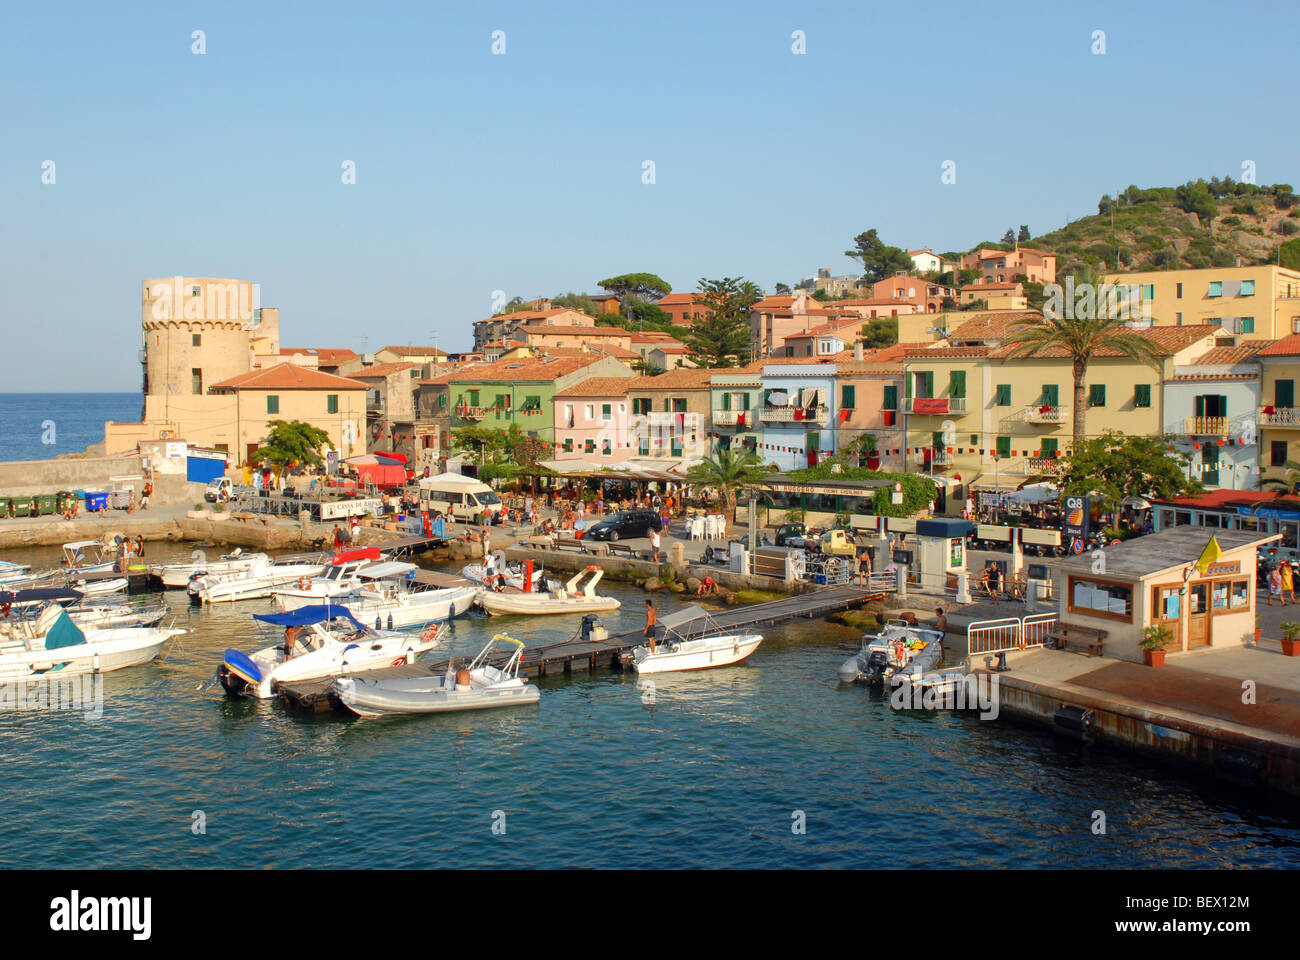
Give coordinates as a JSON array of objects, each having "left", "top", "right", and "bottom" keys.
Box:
[
  {"left": 0, "top": 541, "right": 1297, "bottom": 869},
  {"left": 0, "top": 393, "right": 141, "bottom": 462}
]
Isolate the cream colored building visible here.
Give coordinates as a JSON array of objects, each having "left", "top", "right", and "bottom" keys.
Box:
[{"left": 1103, "top": 264, "right": 1300, "bottom": 340}]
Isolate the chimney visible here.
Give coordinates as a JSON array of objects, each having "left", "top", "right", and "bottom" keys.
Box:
[{"left": 854, "top": 341, "right": 864, "bottom": 361}]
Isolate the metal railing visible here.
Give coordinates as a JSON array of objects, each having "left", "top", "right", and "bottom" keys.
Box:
[
  {"left": 903, "top": 397, "right": 967, "bottom": 414},
  {"left": 1183, "top": 416, "right": 1229, "bottom": 437},
  {"left": 1023, "top": 456, "right": 1063, "bottom": 473},
  {"left": 1259, "top": 407, "right": 1300, "bottom": 427},
  {"left": 759, "top": 405, "right": 827, "bottom": 423},
  {"left": 1024, "top": 404, "right": 1067, "bottom": 424},
  {"left": 967, "top": 613, "right": 1057, "bottom": 660},
  {"left": 712, "top": 410, "right": 746, "bottom": 426},
  {"left": 456, "top": 406, "right": 487, "bottom": 421}
]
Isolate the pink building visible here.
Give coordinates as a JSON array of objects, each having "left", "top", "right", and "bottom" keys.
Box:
[
  {"left": 836, "top": 343, "right": 908, "bottom": 471},
  {"left": 553, "top": 378, "right": 634, "bottom": 463},
  {"left": 870, "top": 276, "right": 953, "bottom": 313}
]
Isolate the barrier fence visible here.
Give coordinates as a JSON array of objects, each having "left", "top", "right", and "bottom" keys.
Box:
[{"left": 967, "top": 613, "right": 1057, "bottom": 659}]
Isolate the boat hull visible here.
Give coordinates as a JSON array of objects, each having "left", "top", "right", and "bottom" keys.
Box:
[
  {"left": 333, "top": 675, "right": 540, "bottom": 717},
  {"left": 632, "top": 633, "right": 762, "bottom": 674},
  {"left": 0, "top": 628, "right": 181, "bottom": 680},
  {"left": 476, "top": 593, "right": 620, "bottom": 617},
  {"left": 347, "top": 586, "right": 479, "bottom": 628}
]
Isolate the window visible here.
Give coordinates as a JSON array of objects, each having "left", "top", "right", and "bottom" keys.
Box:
[
  {"left": 1068, "top": 577, "right": 1133, "bottom": 621},
  {"left": 1040, "top": 384, "right": 1059, "bottom": 406},
  {"left": 970, "top": 434, "right": 979, "bottom": 445},
  {"left": 1141, "top": 284, "right": 1154, "bottom": 300},
  {"left": 602, "top": 438, "right": 612, "bottom": 456},
  {"left": 601, "top": 403, "right": 612, "bottom": 420},
  {"left": 841, "top": 385, "right": 856, "bottom": 409},
  {"left": 1195, "top": 395, "right": 1227, "bottom": 418},
  {"left": 585, "top": 404, "right": 595, "bottom": 420},
  {"left": 1040, "top": 437, "right": 1058, "bottom": 458},
  {"left": 1089, "top": 384, "right": 1106, "bottom": 407},
  {"left": 1239, "top": 317, "right": 1255, "bottom": 334},
  {"left": 191, "top": 368, "right": 202, "bottom": 395},
  {"left": 563, "top": 438, "right": 574, "bottom": 452},
  {"left": 994, "top": 384, "right": 1011, "bottom": 406},
  {"left": 585, "top": 439, "right": 595, "bottom": 454},
  {"left": 948, "top": 370, "right": 966, "bottom": 398},
  {"left": 1133, "top": 384, "right": 1151, "bottom": 407},
  {"left": 438, "top": 393, "right": 446, "bottom": 408},
  {"left": 638, "top": 437, "right": 649, "bottom": 456},
  {"left": 1240, "top": 279, "right": 1256, "bottom": 296},
  {"left": 670, "top": 438, "right": 683, "bottom": 457},
  {"left": 1176, "top": 312, "right": 1182, "bottom": 325},
  {"left": 521, "top": 395, "right": 541, "bottom": 412},
  {"left": 266, "top": 395, "right": 279, "bottom": 415},
  {"left": 327, "top": 394, "right": 338, "bottom": 414},
  {"left": 468, "top": 390, "right": 480, "bottom": 407},
  {"left": 882, "top": 385, "right": 898, "bottom": 410},
  {"left": 1272, "top": 440, "right": 1289, "bottom": 467},
  {"left": 192, "top": 334, "right": 201, "bottom": 347},
  {"left": 1208, "top": 281, "right": 1223, "bottom": 297},
  {"left": 1202, "top": 444, "right": 1220, "bottom": 485},
  {"left": 996, "top": 436, "right": 1011, "bottom": 458},
  {"left": 1176, "top": 282, "right": 1183, "bottom": 299},
  {"left": 1276, "top": 379, "right": 1295, "bottom": 408},
  {"left": 632, "top": 398, "right": 651, "bottom": 415},
  {"left": 672, "top": 398, "right": 687, "bottom": 413}
]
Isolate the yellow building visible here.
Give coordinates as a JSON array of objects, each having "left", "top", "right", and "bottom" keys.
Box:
[
  {"left": 1103, "top": 264, "right": 1300, "bottom": 340},
  {"left": 1256, "top": 334, "right": 1300, "bottom": 486},
  {"left": 901, "top": 315, "right": 1231, "bottom": 495}
]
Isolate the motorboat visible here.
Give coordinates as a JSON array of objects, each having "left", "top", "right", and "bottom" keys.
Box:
[
  {"left": 0, "top": 587, "right": 83, "bottom": 613},
  {"left": 72, "top": 576, "right": 128, "bottom": 596},
  {"left": 67, "top": 600, "right": 169, "bottom": 630},
  {"left": 0, "top": 603, "right": 184, "bottom": 680},
  {"left": 61, "top": 540, "right": 117, "bottom": 574},
  {"left": 462, "top": 561, "right": 546, "bottom": 592},
  {"left": 189, "top": 554, "right": 329, "bottom": 605},
  {"left": 631, "top": 632, "right": 762, "bottom": 674},
  {"left": 837, "top": 620, "right": 944, "bottom": 686},
  {"left": 343, "top": 562, "right": 480, "bottom": 629},
  {"left": 270, "top": 548, "right": 384, "bottom": 611},
  {"left": 477, "top": 565, "right": 621, "bottom": 617},
  {"left": 213, "top": 605, "right": 446, "bottom": 700},
  {"left": 148, "top": 548, "right": 270, "bottom": 589},
  {"left": 331, "top": 632, "right": 539, "bottom": 717},
  {"left": 0, "top": 560, "right": 34, "bottom": 586}
]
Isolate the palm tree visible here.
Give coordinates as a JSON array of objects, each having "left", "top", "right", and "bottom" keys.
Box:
[
  {"left": 1002, "top": 290, "right": 1163, "bottom": 446},
  {"left": 684, "top": 448, "right": 771, "bottom": 533},
  {"left": 1264, "top": 459, "right": 1300, "bottom": 493}
]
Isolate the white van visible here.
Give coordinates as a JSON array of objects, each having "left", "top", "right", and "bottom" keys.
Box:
[{"left": 417, "top": 473, "right": 502, "bottom": 523}]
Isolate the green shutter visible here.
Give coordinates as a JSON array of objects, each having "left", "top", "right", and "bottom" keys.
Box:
[
  {"left": 721, "top": 392, "right": 731, "bottom": 411},
  {"left": 1089, "top": 384, "right": 1106, "bottom": 407},
  {"left": 922, "top": 372, "right": 934, "bottom": 398},
  {"left": 1134, "top": 384, "right": 1151, "bottom": 407},
  {"left": 1195, "top": 395, "right": 1206, "bottom": 417},
  {"left": 1042, "top": 384, "right": 1059, "bottom": 406},
  {"left": 904, "top": 374, "right": 913, "bottom": 399},
  {"left": 841, "top": 385, "right": 856, "bottom": 408},
  {"left": 883, "top": 385, "right": 897, "bottom": 410},
  {"left": 996, "top": 436, "right": 1011, "bottom": 457},
  {"left": 948, "top": 370, "right": 965, "bottom": 398},
  {"left": 995, "top": 384, "right": 1011, "bottom": 406},
  {"left": 1278, "top": 380, "right": 1295, "bottom": 408},
  {"left": 1241, "top": 280, "right": 1256, "bottom": 296},
  {"left": 741, "top": 393, "right": 750, "bottom": 411},
  {"left": 1040, "top": 437, "right": 1058, "bottom": 458},
  {"left": 602, "top": 403, "right": 612, "bottom": 419},
  {"left": 266, "top": 395, "right": 279, "bottom": 415},
  {"left": 1240, "top": 317, "right": 1255, "bottom": 334},
  {"left": 327, "top": 394, "right": 338, "bottom": 414}
]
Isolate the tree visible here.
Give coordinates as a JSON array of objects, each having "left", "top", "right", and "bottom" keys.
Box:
[
  {"left": 551, "top": 292, "right": 599, "bottom": 316},
  {"left": 597, "top": 272, "right": 672, "bottom": 302},
  {"left": 685, "top": 448, "right": 771, "bottom": 533},
  {"left": 845, "top": 229, "right": 912, "bottom": 282},
  {"left": 1002, "top": 228, "right": 1016, "bottom": 245},
  {"left": 1264, "top": 459, "right": 1300, "bottom": 493},
  {"left": 1018, "top": 225, "right": 1031, "bottom": 242},
  {"left": 859, "top": 316, "right": 898, "bottom": 349},
  {"left": 1277, "top": 238, "right": 1300, "bottom": 272},
  {"left": 775, "top": 282, "right": 791, "bottom": 294},
  {"left": 257, "top": 420, "right": 334, "bottom": 469},
  {"left": 618, "top": 295, "right": 674, "bottom": 332},
  {"left": 1056, "top": 433, "right": 1202, "bottom": 515},
  {"left": 495, "top": 295, "right": 533, "bottom": 316},
  {"left": 1175, "top": 179, "right": 1218, "bottom": 226},
  {"left": 1001, "top": 308, "right": 1164, "bottom": 444},
  {"left": 451, "top": 425, "right": 509, "bottom": 463},
  {"left": 681, "top": 277, "right": 760, "bottom": 367}
]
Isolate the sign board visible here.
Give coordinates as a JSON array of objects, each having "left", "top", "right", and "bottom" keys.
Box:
[
  {"left": 892, "top": 491, "right": 903, "bottom": 505},
  {"left": 1064, "top": 494, "right": 1090, "bottom": 543},
  {"left": 164, "top": 442, "right": 186, "bottom": 459},
  {"left": 319, "top": 498, "right": 382, "bottom": 521}
]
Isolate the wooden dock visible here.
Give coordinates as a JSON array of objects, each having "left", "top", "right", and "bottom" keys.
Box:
[{"left": 276, "top": 585, "right": 876, "bottom": 712}]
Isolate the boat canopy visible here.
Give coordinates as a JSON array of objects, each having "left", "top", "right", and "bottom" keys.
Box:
[
  {"left": 0, "top": 588, "right": 83, "bottom": 605},
  {"left": 356, "top": 561, "right": 417, "bottom": 580},
  {"left": 62, "top": 540, "right": 104, "bottom": 551},
  {"left": 44, "top": 610, "right": 87, "bottom": 650},
  {"left": 253, "top": 605, "right": 365, "bottom": 631},
  {"left": 331, "top": 547, "right": 382, "bottom": 565}
]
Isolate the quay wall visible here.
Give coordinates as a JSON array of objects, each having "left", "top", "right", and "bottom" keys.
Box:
[
  {"left": 0, "top": 455, "right": 204, "bottom": 506},
  {"left": 985, "top": 669, "right": 1300, "bottom": 798}
]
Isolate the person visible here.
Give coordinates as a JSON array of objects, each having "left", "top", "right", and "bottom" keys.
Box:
[
  {"left": 332, "top": 525, "right": 344, "bottom": 550},
  {"left": 1285, "top": 562, "right": 1297, "bottom": 606},
  {"left": 696, "top": 574, "right": 717, "bottom": 598},
  {"left": 986, "top": 563, "right": 1002, "bottom": 597},
  {"left": 933, "top": 607, "right": 947, "bottom": 634},
  {"left": 484, "top": 552, "right": 497, "bottom": 581},
  {"left": 141, "top": 480, "right": 152, "bottom": 511},
  {"left": 857, "top": 545, "right": 873, "bottom": 582},
  {"left": 644, "top": 599, "right": 658, "bottom": 653},
  {"left": 494, "top": 571, "right": 508, "bottom": 593},
  {"left": 283, "top": 626, "right": 300, "bottom": 659},
  {"left": 1269, "top": 567, "right": 1283, "bottom": 606},
  {"left": 135, "top": 535, "right": 145, "bottom": 559},
  {"left": 253, "top": 470, "right": 263, "bottom": 494},
  {"left": 649, "top": 525, "right": 661, "bottom": 563}
]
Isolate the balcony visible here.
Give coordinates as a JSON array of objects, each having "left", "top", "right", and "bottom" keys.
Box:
[
  {"left": 903, "top": 397, "right": 967, "bottom": 415},
  {"left": 759, "top": 405, "right": 827, "bottom": 424},
  {"left": 1024, "top": 456, "right": 1064, "bottom": 474},
  {"left": 1183, "top": 416, "right": 1230, "bottom": 438},
  {"left": 1024, "top": 404, "right": 1067, "bottom": 425},
  {"left": 1260, "top": 407, "right": 1300, "bottom": 428},
  {"left": 456, "top": 406, "right": 487, "bottom": 421},
  {"left": 713, "top": 410, "right": 750, "bottom": 427}
]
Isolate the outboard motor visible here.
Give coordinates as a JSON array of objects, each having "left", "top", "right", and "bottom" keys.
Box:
[
  {"left": 187, "top": 572, "right": 204, "bottom": 605},
  {"left": 580, "top": 614, "right": 599, "bottom": 643},
  {"left": 864, "top": 649, "right": 891, "bottom": 687},
  {"left": 387, "top": 614, "right": 394, "bottom": 630}
]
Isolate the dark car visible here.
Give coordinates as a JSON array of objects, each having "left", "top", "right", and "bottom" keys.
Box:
[
  {"left": 774, "top": 522, "right": 807, "bottom": 547},
  {"left": 585, "top": 510, "right": 663, "bottom": 541}
]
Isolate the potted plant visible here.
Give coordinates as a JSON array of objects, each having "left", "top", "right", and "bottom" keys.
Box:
[
  {"left": 1141, "top": 623, "right": 1174, "bottom": 667},
  {"left": 1280, "top": 621, "right": 1300, "bottom": 657},
  {"left": 859, "top": 435, "right": 880, "bottom": 470},
  {"left": 1255, "top": 613, "right": 1263, "bottom": 646}
]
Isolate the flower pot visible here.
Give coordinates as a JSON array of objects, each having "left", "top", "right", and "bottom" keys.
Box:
[
  {"left": 1283, "top": 638, "right": 1300, "bottom": 657},
  {"left": 1254, "top": 627, "right": 1263, "bottom": 644},
  {"left": 1143, "top": 648, "right": 1166, "bottom": 667}
]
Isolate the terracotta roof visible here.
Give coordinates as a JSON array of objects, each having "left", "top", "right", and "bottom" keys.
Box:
[
  {"left": 1258, "top": 334, "right": 1300, "bottom": 357},
  {"left": 475, "top": 308, "right": 584, "bottom": 326},
  {"left": 948, "top": 311, "right": 1044, "bottom": 342},
  {"left": 280, "top": 347, "right": 360, "bottom": 365},
  {"left": 518, "top": 325, "right": 628, "bottom": 338},
  {"left": 1169, "top": 373, "right": 1258, "bottom": 382},
  {"left": 1189, "top": 343, "right": 1267, "bottom": 365},
  {"left": 211, "top": 363, "right": 368, "bottom": 391},
  {"left": 907, "top": 249, "right": 934, "bottom": 256},
  {"left": 767, "top": 351, "right": 857, "bottom": 365},
  {"left": 380, "top": 345, "right": 448, "bottom": 357},
  {"left": 554, "top": 377, "right": 635, "bottom": 398},
  {"left": 630, "top": 331, "right": 684, "bottom": 344},
  {"left": 835, "top": 297, "right": 922, "bottom": 307},
  {"left": 625, "top": 369, "right": 716, "bottom": 390},
  {"left": 986, "top": 323, "right": 1224, "bottom": 359},
  {"left": 962, "top": 282, "right": 1022, "bottom": 291},
  {"left": 447, "top": 355, "right": 608, "bottom": 383},
  {"left": 650, "top": 344, "right": 690, "bottom": 354},
  {"left": 904, "top": 346, "right": 992, "bottom": 360},
  {"left": 350, "top": 361, "right": 420, "bottom": 379},
  {"left": 656, "top": 293, "right": 705, "bottom": 306}
]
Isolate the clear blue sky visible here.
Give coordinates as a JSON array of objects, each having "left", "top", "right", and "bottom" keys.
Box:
[{"left": 2, "top": 0, "right": 1296, "bottom": 390}]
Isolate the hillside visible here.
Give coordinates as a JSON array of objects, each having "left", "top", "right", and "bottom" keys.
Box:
[{"left": 1027, "top": 179, "right": 1300, "bottom": 277}]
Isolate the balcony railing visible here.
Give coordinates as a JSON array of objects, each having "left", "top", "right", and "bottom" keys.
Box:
[
  {"left": 1260, "top": 407, "right": 1300, "bottom": 428},
  {"left": 903, "top": 397, "right": 967, "bottom": 415},
  {"left": 713, "top": 410, "right": 750, "bottom": 426},
  {"left": 915, "top": 449, "right": 952, "bottom": 466},
  {"left": 759, "top": 405, "right": 827, "bottom": 423},
  {"left": 1024, "top": 404, "right": 1067, "bottom": 425},
  {"left": 1183, "top": 416, "right": 1230, "bottom": 437},
  {"left": 1024, "top": 456, "right": 1063, "bottom": 473},
  {"left": 456, "top": 406, "right": 487, "bottom": 421}
]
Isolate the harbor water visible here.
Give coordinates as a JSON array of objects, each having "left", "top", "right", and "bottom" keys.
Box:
[
  {"left": 1, "top": 541, "right": 1297, "bottom": 869},
  {"left": 0, "top": 393, "right": 141, "bottom": 462}
]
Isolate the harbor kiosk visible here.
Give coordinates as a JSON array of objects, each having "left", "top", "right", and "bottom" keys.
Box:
[
  {"left": 1047, "top": 527, "right": 1277, "bottom": 662},
  {"left": 910, "top": 517, "right": 973, "bottom": 593}
]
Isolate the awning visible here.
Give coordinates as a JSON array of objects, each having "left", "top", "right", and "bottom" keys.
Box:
[
  {"left": 253, "top": 605, "right": 364, "bottom": 630},
  {"left": 970, "top": 474, "right": 1021, "bottom": 492},
  {"left": 1006, "top": 483, "right": 1059, "bottom": 504}
]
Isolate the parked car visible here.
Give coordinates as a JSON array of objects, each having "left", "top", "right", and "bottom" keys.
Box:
[
  {"left": 774, "top": 522, "right": 807, "bottom": 546},
  {"left": 204, "top": 477, "right": 233, "bottom": 503},
  {"left": 584, "top": 510, "right": 663, "bottom": 541}
]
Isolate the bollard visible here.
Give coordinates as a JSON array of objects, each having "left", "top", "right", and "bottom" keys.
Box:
[
  {"left": 896, "top": 564, "right": 908, "bottom": 598},
  {"left": 955, "top": 571, "right": 972, "bottom": 605},
  {"left": 671, "top": 541, "right": 685, "bottom": 568}
]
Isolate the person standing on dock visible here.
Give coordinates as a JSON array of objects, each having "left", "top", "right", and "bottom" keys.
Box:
[
  {"left": 644, "top": 599, "right": 658, "bottom": 653},
  {"left": 332, "top": 525, "right": 344, "bottom": 550},
  {"left": 649, "top": 526, "right": 661, "bottom": 563}
]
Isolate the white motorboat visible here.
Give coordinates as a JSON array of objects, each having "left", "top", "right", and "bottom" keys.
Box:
[
  {"left": 149, "top": 549, "right": 270, "bottom": 589},
  {"left": 190, "top": 555, "right": 328, "bottom": 604},
  {"left": 0, "top": 560, "right": 34, "bottom": 585},
  {"left": 343, "top": 562, "right": 480, "bottom": 629},
  {"left": 214, "top": 605, "right": 446, "bottom": 700},
  {"left": 462, "top": 561, "right": 546, "bottom": 592},
  {"left": 73, "top": 576, "right": 128, "bottom": 596},
  {"left": 837, "top": 620, "right": 944, "bottom": 686},
  {"left": 61, "top": 540, "right": 117, "bottom": 575},
  {"left": 270, "top": 549, "right": 384, "bottom": 611},
  {"left": 476, "top": 566, "right": 621, "bottom": 617},
  {"left": 631, "top": 632, "right": 763, "bottom": 674},
  {"left": 332, "top": 632, "right": 539, "bottom": 717},
  {"left": 0, "top": 604, "right": 184, "bottom": 680}
]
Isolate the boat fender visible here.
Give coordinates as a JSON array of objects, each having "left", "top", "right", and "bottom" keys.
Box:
[
  {"left": 1, "top": 604, "right": 9, "bottom": 618},
  {"left": 455, "top": 668, "right": 471, "bottom": 690},
  {"left": 299, "top": 577, "right": 312, "bottom": 591},
  {"left": 893, "top": 640, "right": 906, "bottom": 663}
]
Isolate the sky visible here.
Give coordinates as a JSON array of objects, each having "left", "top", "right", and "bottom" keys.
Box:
[{"left": 2, "top": 0, "right": 1297, "bottom": 391}]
